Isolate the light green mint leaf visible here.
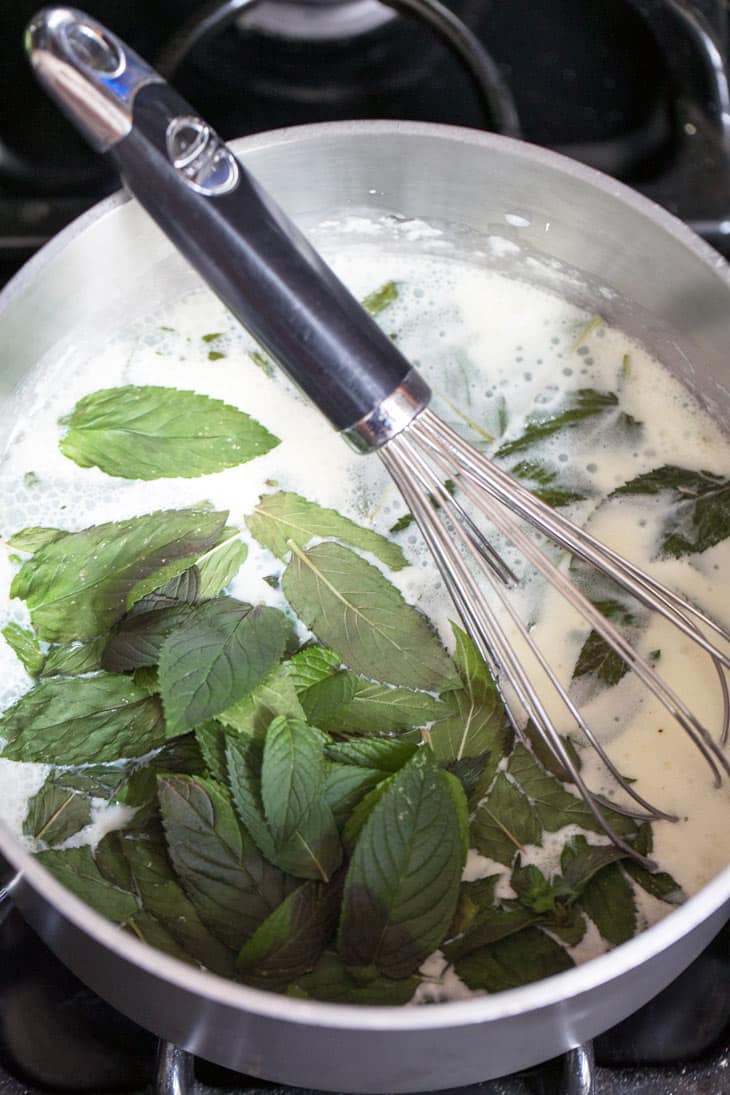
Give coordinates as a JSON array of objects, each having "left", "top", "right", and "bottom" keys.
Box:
[
  {"left": 362, "top": 280, "right": 398, "bottom": 316},
  {"left": 196, "top": 536, "right": 248, "bottom": 599},
  {"left": 218, "top": 664, "right": 305, "bottom": 737},
  {"left": 338, "top": 748, "right": 463, "bottom": 977},
  {"left": 158, "top": 599, "right": 294, "bottom": 732},
  {"left": 287, "top": 645, "right": 341, "bottom": 693},
  {"left": 0, "top": 674, "right": 167, "bottom": 764},
  {"left": 58, "top": 385, "right": 279, "bottom": 479},
  {"left": 40, "top": 637, "right": 106, "bottom": 678},
  {"left": 10, "top": 508, "right": 228, "bottom": 642},
  {"left": 246, "top": 490, "right": 407, "bottom": 571},
  {"left": 2, "top": 622, "right": 45, "bottom": 676},
  {"left": 282, "top": 541, "right": 459, "bottom": 692},
  {"left": 290, "top": 951, "right": 418, "bottom": 1005},
  {"left": 6, "top": 526, "right": 65, "bottom": 553}
]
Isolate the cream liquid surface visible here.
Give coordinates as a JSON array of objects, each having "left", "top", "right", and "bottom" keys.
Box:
[{"left": 1, "top": 237, "right": 729, "bottom": 1000}]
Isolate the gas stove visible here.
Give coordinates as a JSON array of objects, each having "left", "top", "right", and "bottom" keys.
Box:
[{"left": 1, "top": 2, "right": 730, "bottom": 1093}]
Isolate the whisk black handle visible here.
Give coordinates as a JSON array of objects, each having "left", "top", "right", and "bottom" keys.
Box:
[{"left": 26, "top": 8, "right": 431, "bottom": 450}]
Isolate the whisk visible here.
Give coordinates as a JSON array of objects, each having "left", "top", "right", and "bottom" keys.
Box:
[{"left": 29, "top": 8, "right": 730, "bottom": 867}]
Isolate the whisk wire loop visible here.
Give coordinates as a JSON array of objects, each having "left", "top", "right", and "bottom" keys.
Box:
[{"left": 380, "top": 408, "right": 730, "bottom": 865}]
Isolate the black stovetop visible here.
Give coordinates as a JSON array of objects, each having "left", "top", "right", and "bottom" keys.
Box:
[{"left": 2, "top": 3, "right": 730, "bottom": 1092}]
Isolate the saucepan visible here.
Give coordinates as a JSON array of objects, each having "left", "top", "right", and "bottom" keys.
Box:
[{"left": 1, "top": 35, "right": 730, "bottom": 1095}]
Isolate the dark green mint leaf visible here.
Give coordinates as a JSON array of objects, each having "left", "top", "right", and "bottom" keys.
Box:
[
  {"left": 35, "top": 846, "right": 138, "bottom": 923},
  {"left": 362, "top": 280, "right": 398, "bottom": 316},
  {"left": 298, "top": 670, "right": 355, "bottom": 726},
  {"left": 322, "top": 764, "right": 386, "bottom": 825},
  {"left": 195, "top": 720, "right": 230, "bottom": 783},
  {"left": 2, "top": 622, "right": 44, "bottom": 676},
  {"left": 158, "top": 600, "right": 294, "bottom": 731},
  {"left": 24, "top": 777, "right": 92, "bottom": 844},
  {"left": 341, "top": 777, "right": 393, "bottom": 851},
  {"left": 495, "top": 389, "right": 620, "bottom": 458},
  {"left": 261, "top": 716, "right": 342, "bottom": 882},
  {"left": 338, "top": 748, "right": 464, "bottom": 977},
  {"left": 246, "top": 490, "right": 407, "bottom": 571},
  {"left": 158, "top": 775, "right": 290, "bottom": 950},
  {"left": 577, "top": 861, "right": 637, "bottom": 946},
  {"left": 454, "top": 926, "right": 574, "bottom": 991},
  {"left": 521, "top": 721, "right": 581, "bottom": 782},
  {"left": 510, "top": 861, "right": 572, "bottom": 914},
  {"left": 509, "top": 460, "right": 586, "bottom": 507},
  {"left": 612, "top": 465, "right": 730, "bottom": 557},
  {"left": 559, "top": 835, "right": 629, "bottom": 895},
  {"left": 0, "top": 674, "right": 166, "bottom": 764},
  {"left": 571, "top": 599, "right": 642, "bottom": 701},
  {"left": 470, "top": 772, "right": 542, "bottom": 865},
  {"left": 290, "top": 951, "right": 418, "bottom": 1005},
  {"left": 40, "top": 637, "right": 105, "bottom": 678},
  {"left": 443, "top": 903, "right": 538, "bottom": 963},
  {"left": 102, "top": 604, "right": 195, "bottom": 672},
  {"left": 112, "top": 831, "right": 236, "bottom": 976},
  {"left": 448, "top": 875, "right": 500, "bottom": 938},
  {"left": 6, "top": 526, "right": 65, "bottom": 553},
  {"left": 622, "top": 824, "right": 684, "bottom": 904},
  {"left": 236, "top": 880, "right": 339, "bottom": 988},
  {"left": 282, "top": 542, "right": 458, "bottom": 692},
  {"left": 287, "top": 646, "right": 341, "bottom": 692},
  {"left": 59, "top": 385, "right": 279, "bottom": 479},
  {"left": 225, "top": 734, "right": 277, "bottom": 859},
  {"left": 131, "top": 566, "right": 201, "bottom": 612},
  {"left": 10, "top": 508, "right": 228, "bottom": 642}
]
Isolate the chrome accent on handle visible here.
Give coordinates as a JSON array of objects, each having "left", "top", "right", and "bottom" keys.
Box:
[
  {"left": 155, "top": 1041, "right": 196, "bottom": 1095},
  {"left": 166, "top": 116, "right": 240, "bottom": 196},
  {"left": 561, "top": 1042, "right": 595, "bottom": 1095},
  {"left": 26, "top": 7, "right": 163, "bottom": 152},
  {"left": 342, "top": 368, "right": 431, "bottom": 452}
]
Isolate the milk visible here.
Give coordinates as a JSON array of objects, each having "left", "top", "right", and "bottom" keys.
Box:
[{"left": 1, "top": 237, "right": 729, "bottom": 997}]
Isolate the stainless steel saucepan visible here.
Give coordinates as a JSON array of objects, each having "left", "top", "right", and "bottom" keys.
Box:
[{"left": 1, "top": 99, "right": 730, "bottom": 1095}]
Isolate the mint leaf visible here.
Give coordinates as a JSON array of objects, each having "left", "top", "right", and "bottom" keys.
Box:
[
  {"left": 282, "top": 542, "right": 458, "bottom": 692},
  {"left": 40, "top": 638, "right": 106, "bottom": 678},
  {"left": 236, "top": 880, "right": 339, "bottom": 988},
  {"left": 290, "top": 952, "right": 417, "bottom": 1005},
  {"left": 287, "top": 646, "right": 341, "bottom": 692},
  {"left": 59, "top": 385, "right": 279, "bottom": 479},
  {"left": 338, "top": 749, "right": 464, "bottom": 977},
  {"left": 246, "top": 490, "right": 407, "bottom": 571},
  {"left": 622, "top": 824, "right": 684, "bottom": 904},
  {"left": 260, "top": 717, "right": 342, "bottom": 882},
  {"left": 429, "top": 625, "right": 512, "bottom": 772},
  {"left": 509, "top": 460, "right": 586, "bottom": 507},
  {"left": 324, "top": 738, "right": 418, "bottom": 772},
  {"left": 24, "top": 777, "right": 92, "bottom": 844},
  {"left": 195, "top": 720, "right": 230, "bottom": 784},
  {"left": 196, "top": 536, "right": 248, "bottom": 599},
  {"left": 131, "top": 567, "right": 201, "bottom": 613},
  {"left": 470, "top": 773, "right": 542, "bottom": 865},
  {"left": 322, "top": 764, "right": 386, "bottom": 824},
  {"left": 559, "top": 835, "right": 628, "bottom": 894},
  {"left": 6, "top": 526, "right": 65, "bottom": 553},
  {"left": 225, "top": 735, "right": 277, "bottom": 860},
  {"left": 111, "top": 831, "right": 236, "bottom": 976},
  {"left": 443, "top": 904, "right": 538, "bottom": 964},
  {"left": 102, "top": 604, "right": 195, "bottom": 672},
  {"left": 158, "top": 775, "right": 291, "bottom": 950},
  {"left": 362, "top": 280, "right": 398, "bottom": 316},
  {"left": 2, "top": 622, "right": 45, "bottom": 676},
  {"left": 341, "top": 777, "right": 394, "bottom": 851},
  {"left": 218, "top": 664, "right": 305, "bottom": 736},
  {"left": 0, "top": 674, "right": 166, "bottom": 764},
  {"left": 612, "top": 465, "right": 730, "bottom": 557},
  {"left": 36, "top": 846, "right": 138, "bottom": 923},
  {"left": 158, "top": 600, "right": 294, "bottom": 731},
  {"left": 11, "top": 508, "right": 228, "bottom": 642},
  {"left": 577, "top": 861, "right": 637, "bottom": 946},
  {"left": 495, "top": 389, "right": 620, "bottom": 458},
  {"left": 571, "top": 599, "right": 640, "bottom": 699},
  {"left": 301, "top": 671, "right": 453, "bottom": 734},
  {"left": 454, "top": 926, "right": 574, "bottom": 991}
]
